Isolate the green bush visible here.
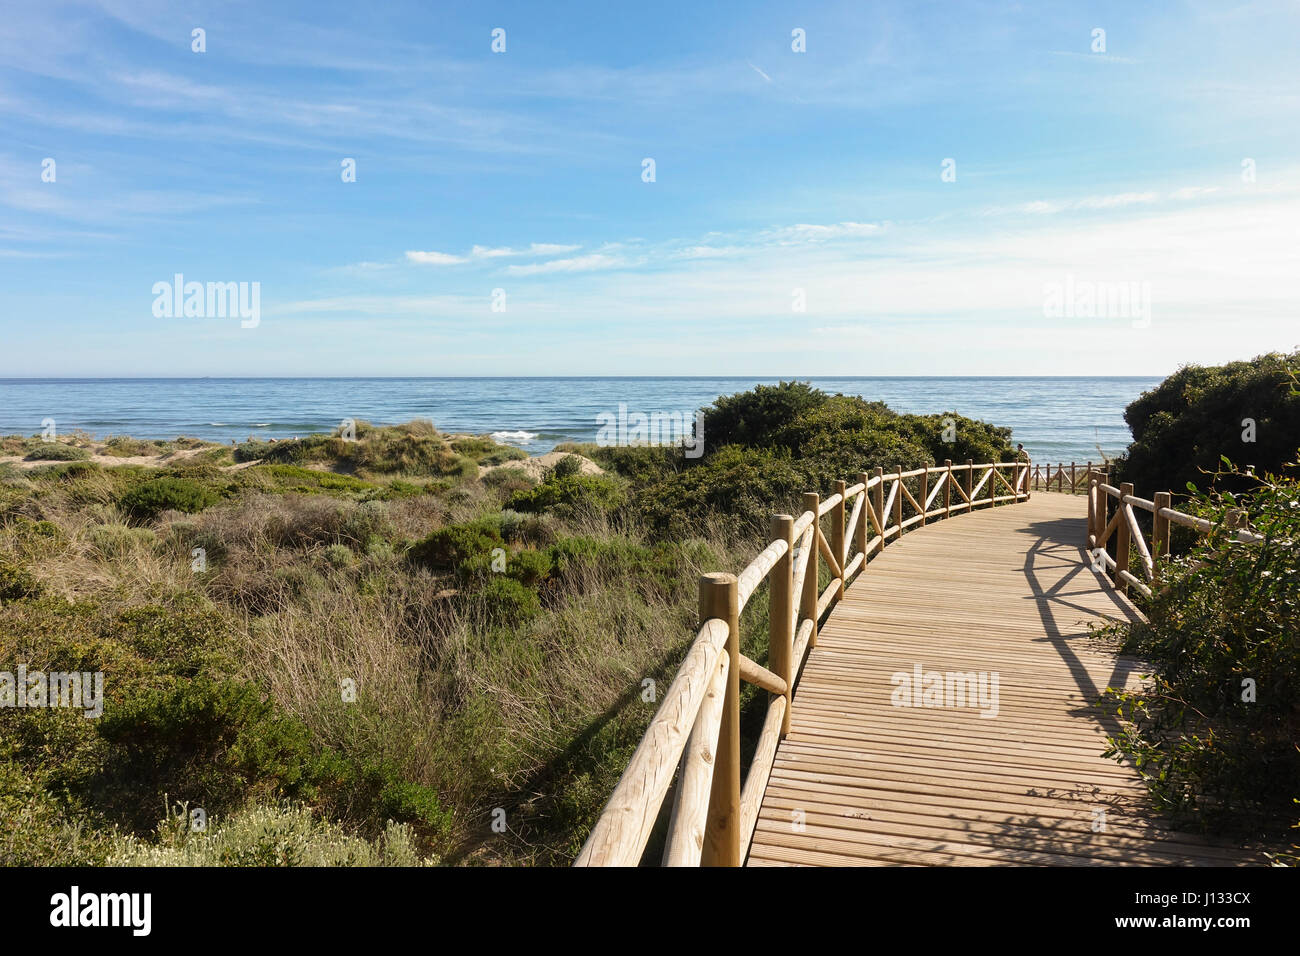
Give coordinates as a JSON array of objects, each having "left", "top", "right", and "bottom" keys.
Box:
[
  {"left": 0, "top": 560, "right": 41, "bottom": 603},
  {"left": 1100, "top": 460, "right": 1300, "bottom": 833},
  {"left": 248, "top": 464, "right": 376, "bottom": 496},
  {"left": 324, "top": 543, "right": 353, "bottom": 569},
  {"left": 547, "top": 455, "right": 584, "bottom": 480},
  {"left": 704, "top": 380, "right": 826, "bottom": 448},
  {"left": 24, "top": 443, "right": 90, "bottom": 462},
  {"left": 496, "top": 509, "right": 552, "bottom": 545},
  {"left": 109, "top": 803, "right": 438, "bottom": 867},
  {"left": 1115, "top": 351, "right": 1300, "bottom": 498},
  {"left": 233, "top": 440, "right": 274, "bottom": 463},
  {"left": 479, "top": 446, "right": 529, "bottom": 467},
  {"left": 30, "top": 460, "right": 101, "bottom": 482},
  {"left": 120, "top": 477, "right": 221, "bottom": 521},
  {"left": 101, "top": 436, "right": 157, "bottom": 457},
  {"left": 477, "top": 576, "right": 542, "bottom": 629},
  {"left": 92, "top": 679, "right": 319, "bottom": 830},
  {"left": 505, "top": 473, "right": 626, "bottom": 516},
  {"left": 406, "top": 520, "right": 503, "bottom": 572}
]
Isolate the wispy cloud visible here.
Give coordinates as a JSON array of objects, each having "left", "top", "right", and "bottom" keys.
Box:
[
  {"left": 470, "top": 243, "right": 580, "bottom": 258},
  {"left": 405, "top": 250, "right": 466, "bottom": 266},
  {"left": 505, "top": 253, "right": 627, "bottom": 276}
]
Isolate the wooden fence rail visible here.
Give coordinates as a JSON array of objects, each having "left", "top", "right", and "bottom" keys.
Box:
[
  {"left": 574, "top": 458, "right": 1033, "bottom": 867},
  {"left": 1029, "top": 460, "right": 1105, "bottom": 494},
  {"left": 1086, "top": 475, "right": 1264, "bottom": 599}
]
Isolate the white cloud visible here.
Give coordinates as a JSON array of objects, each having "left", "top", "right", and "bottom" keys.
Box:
[
  {"left": 1021, "top": 192, "right": 1159, "bottom": 215},
  {"left": 405, "top": 250, "right": 466, "bottom": 265},
  {"left": 765, "top": 221, "right": 885, "bottom": 242},
  {"left": 506, "top": 253, "right": 625, "bottom": 275},
  {"left": 471, "top": 242, "right": 580, "bottom": 258},
  {"left": 674, "top": 245, "right": 745, "bottom": 259}
]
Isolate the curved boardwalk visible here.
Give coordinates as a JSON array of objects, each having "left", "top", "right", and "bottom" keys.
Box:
[{"left": 747, "top": 492, "right": 1263, "bottom": 866}]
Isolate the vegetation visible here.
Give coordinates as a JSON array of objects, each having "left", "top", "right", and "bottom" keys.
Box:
[
  {"left": 0, "top": 386, "right": 1015, "bottom": 865},
  {"left": 24, "top": 443, "right": 90, "bottom": 462},
  {"left": 1099, "top": 459, "right": 1300, "bottom": 848},
  {"left": 1114, "top": 350, "right": 1300, "bottom": 498}
]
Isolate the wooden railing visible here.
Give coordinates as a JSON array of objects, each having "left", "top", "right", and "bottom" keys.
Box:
[
  {"left": 1087, "top": 477, "right": 1264, "bottom": 599},
  {"left": 574, "top": 458, "right": 1032, "bottom": 867},
  {"left": 1030, "top": 460, "right": 1105, "bottom": 494}
]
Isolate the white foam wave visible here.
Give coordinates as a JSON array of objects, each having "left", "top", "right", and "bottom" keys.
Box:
[{"left": 491, "top": 430, "right": 538, "bottom": 445}]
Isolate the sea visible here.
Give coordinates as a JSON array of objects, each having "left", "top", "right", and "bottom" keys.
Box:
[{"left": 0, "top": 377, "right": 1160, "bottom": 465}]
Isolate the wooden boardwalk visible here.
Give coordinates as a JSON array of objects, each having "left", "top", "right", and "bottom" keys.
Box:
[{"left": 747, "top": 492, "right": 1262, "bottom": 867}]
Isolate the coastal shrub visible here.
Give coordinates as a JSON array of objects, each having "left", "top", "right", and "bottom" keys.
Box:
[
  {"left": 634, "top": 444, "right": 806, "bottom": 538},
  {"left": 247, "top": 464, "right": 376, "bottom": 496},
  {"left": 478, "top": 446, "right": 529, "bottom": 467},
  {"left": 1115, "top": 350, "right": 1300, "bottom": 498},
  {"left": 505, "top": 473, "right": 626, "bottom": 516},
  {"left": 547, "top": 536, "right": 700, "bottom": 599},
  {"left": 704, "top": 381, "right": 826, "bottom": 448},
  {"left": 92, "top": 679, "right": 319, "bottom": 830},
  {"left": 109, "top": 803, "right": 438, "bottom": 867},
  {"left": 407, "top": 520, "right": 503, "bottom": 572},
  {"left": 547, "top": 455, "right": 584, "bottom": 480},
  {"left": 0, "top": 763, "right": 110, "bottom": 866},
  {"left": 24, "top": 443, "right": 90, "bottom": 462},
  {"left": 450, "top": 437, "right": 527, "bottom": 466},
  {"left": 101, "top": 436, "right": 156, "bottom": 457},
  {"left": 233, "top": 440, "right": 274, "bottom": 463},
  {"left": 0, "top": 560, "right": 42, "bottom": 602},
  {"left": 120, "top": 477, "right": 221, "bottom": 521},
  {"left": 481, "top": 469, "right": 537, "bottom": 500},
  {"left": 496, "top": 509, "right": 551, "bottom": 545},
  {"left": 324, "top": 543, "right": 353, "bottom": 569},
  {"left": 476, "top": 576, "right": 542, "bottom": 629},
  {"left": 1099, "top": 461, "right": 1300, "bottom": 832},
  {"left": 583, "top": 443, "right": 680, "bottom": 484}
]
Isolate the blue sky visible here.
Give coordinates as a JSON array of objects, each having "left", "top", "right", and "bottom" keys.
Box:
[{"left": 2, "top": 0, "right": 1298, "bottom": 376}]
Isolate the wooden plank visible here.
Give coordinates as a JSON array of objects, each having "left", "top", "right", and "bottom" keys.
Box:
[{"left": 747, "top": 493, "right": 1264, "bottom": 868}]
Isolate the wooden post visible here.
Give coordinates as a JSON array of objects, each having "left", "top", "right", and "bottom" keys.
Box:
[
  {"left": 965, "top": 459, "right": 973, "bottom": 507},
  {"left": 1115, "top": 482, "right": 1133, "bottom": 592},
  {"left": 832, "top": 480, "right": 846, "bottom": 601},
  {"left": 802, "top": 492, "right": 820, "bottom": 648},
  {"left": 892, "top": 468, "right": 903, "bottom": 538},
  {"left": 1095, "top": 472, "right": 1108, "bottom": 552},
  {"left": 920, "top": 466, "right": 929, "bottom": 526},
  {"left": 1070, "top": 462, "right": 1076, "bottom": 494},
  {"left": 1151, "top": 491, "right": 1171, "bottom": 586},
  {"left": 873, "top": 467, "right": 884, "bottom": 545},
  {"left": 699, "top": 572, "right": 740, "bottom": 867},
  {"left": 856, "top": 472, "right": 869, "bottom": 557},
  {"left": 1087, "top": 479, "right": 1096, "bottom": 545},
  {"left": 769, "top": 515, "right": 794, "bottom": 737},
  {"left": 943, "top": 459, "right": 952, "bottom": 517}
]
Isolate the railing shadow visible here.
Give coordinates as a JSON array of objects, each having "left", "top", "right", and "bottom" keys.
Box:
[{"left": 1015, "top": 515, "right": 1144, "bottom": 743}]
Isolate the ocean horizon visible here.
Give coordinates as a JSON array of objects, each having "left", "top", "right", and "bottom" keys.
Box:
[{"left": 0, "top": 375, "right": 1158, "bottom": 464}]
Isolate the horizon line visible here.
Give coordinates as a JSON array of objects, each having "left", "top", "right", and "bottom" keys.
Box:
[{"left": 0, "top": 374, "right": 1165, "bottom": 381}]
